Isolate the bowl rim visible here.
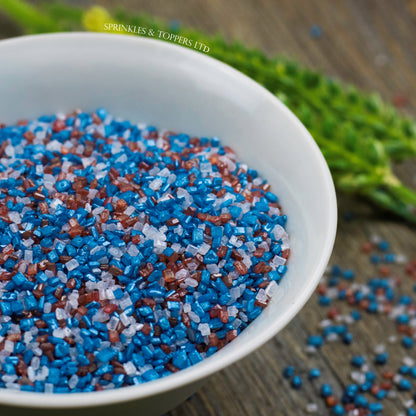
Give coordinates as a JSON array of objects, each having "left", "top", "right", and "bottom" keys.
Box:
[{"left": 0, "top": 32, "right": 337, "bottom": 408}]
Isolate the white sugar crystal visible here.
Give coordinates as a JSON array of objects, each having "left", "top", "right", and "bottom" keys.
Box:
[
  {"left": 100, "top": 341, "right": 111, "bottom": 350},
  {"left": 93, "top": 310, "right": 109, "bottom": 323},
  {"left": 50, "top": 199, "right": 63, "bottom": 212},
  {"left": 135, "top": 323, "right": 144, "bottom": 332},
  {"left": 46, "top": 140, "right": 61, "bottom": 152},
  {"left": 230, "top": 287, "right": 240, "bottom": 300},
  {"left": 123, "top": 326, "right": 137, "bottom": 338},
  {"left": 374, "top": 344, "right": 385, "bottom": 354},
  {"left": 199, "top": 162, "right": 212, "bottom": 175},
  {"left": 119, "top": 297, "right": 132, "bottom": 309},
  {"left": 305, "top": 346, "right": 317, "bottom": 354},
  {"left": 5, "top": 382, "right": 19, "bottom": 390},
  {"left": 265, "top": 281, "right": 280, "bottom": 298},
  {"left": 57, "top": 270, "right": 68, "bottom": 284},
  {"left": 8, "top": 211, "right": 21, "bottom": 224},
  {"left": 198, "top": 323, "right": 211, "bottom": 336},
  {"left": 55, "top": 308, "right": 67, "bottom": 320},
  {"left": 167, "top": 174, "right": 176, "bottom": 184},
  {"left": 111, "top": 143, "right": 122, "bottom": 154},
  {"left": 176, "top": 187, "right": 193, "bottom": 208},
  {"left": 185, "top": 278, "right": 198, "bottom": 288},
  {"left": 188, "top": 311, "right": 200, "bottom": 323},
  {"left": 5, "top": 145, "right": 14, "bottom": 157},
  {"left": 35, "top": 164, "right": 43, "bottom": 175},
  {"left": 125, "top": 206, "right": 135, "bottom": 216},
  {"left": 183, "top": 303, "right": 191, "bottom": 313},
  {"left": 98, "top": 256, "right": 109, "bottom": 265},
  {"left": 109, "top": 247, "right": 122, "bottom": 258},
  {"left": 24, "top": 250, "right": 33, "bottom": 263},
  {"left": 124, "top": 362, "right": 136, "bottom": 376},
  {"left": 88, "top": 189, "right": 98, "bottom": 200},
  {"left": 10, "top": 324, "right": 21, "bottom": 334},
  {"left": 37, "top": 366, "right": 49, "bottom": 381},
  {"left": 149, "top": 178, "right": 163, "bottom": 191},
  {"left": 272, "top": 224, "right": 287, "bottom": 240},
  {"left": 68, "top": 294, "right": 79, "bottom": 309},
  {"left": 198, "top": 243, "right": 210, "bottom": 255},
  {"left": 9, "top": 224, "right": 19, "bottom": 233},
  {"left": 393, "top": 374, "right": 402, "bottom": 384},
  {"left": 68, "top": 375, "right": 79, "bottom": 389},
  {"left": 269, "top": 206, "right": 281, "bottom": 216},
  {"left": 173, "top": 225, "right": 183, "bottom": 236},
  {"left": 396, "top": 254, "right": 408, "bottom": 264},
  {"left": 350, "top": 371, "right": 365, "bottom": 384},
  {"left": 229, "top": 235, "right": 242, "bottom": 247},
  {"left": 306, "top": 403, "right": 318, "bottom": 413},
  {"left": 33, "top": 347, "right": 43, "bottom": 357},
  {"left": 153, "top": 240, "right": 167, "bottom": 253},
  {"left": 23, "top": 332, "right": 33, "bottom": 344},
  {"left": 138, "top": 364, "right": 153, "bottom": 375},
  {"left": 4, "top": 375, "right": 17, "bottom": 384},
  {"left": 171, "top": 243, "right": 181, "bottom": 253},
  {"left": 387, "top": 390, "right": 397, "bottom": 399},
  {"left": 326, "top": 288, "right": 339, "bottom": 299},
  {"left": 245, "top": 241, "right": 256, "bottom": 252},
  {"left": 63, "top": 327, "right": 72, "bottom": 337},
  {"left": 281, "top": 236, "right": 290, "bottom": 250},
  {"left": 185, "top": 244, "right": 199, "bottom": 256},
  {"left": 255, "top": 288, "right": 267, "bottom": 303},
  {"left": 403, "top": 356, "right": 415, "bottom": 367},
  {"left": 326, "top": 333, "right": 338, "bottom": 342},
  {"left": 232, "top": 319, "right": 242, "bottom": 329},
  {"left": 271, "top": 255, "right": 286, "bottom": 267},
  {"left": 370, "top": 234, "right": 381, "bottom": 244},
  {"left": 61, "top": 161, "right": 71, "bottom": 172},
  {"left": 239, "top": 312, "right": 248, "bottom": 322},
  {"left": 187, "top": 259, "right": 199, "bottom": 272},
  {"left": 218, "top": 260, "right": 226, "bottom": 269},
  {"left": 120, "top": 312, "right": 130, "bottom": 326},
  {"left": 227, "top": 305, "right": 238, "bottom": 317},
  {"left": 206, "top": 264, "right": 219, "bottom": 274},
  {"left": 92, "top": 207, "right": 105, "bottom": 216},
  {"left": 4, "top": 340, "right": 14, "bottom": 352},
  {"left": 148, "top": 166, "right": 160, "bottom": 176},
  {"left": 176, "top": 269, "right": 189, "bottom": 280},
  {"left": 258, "top": 241, "right": 269, "bottom": 252},
  {"left": 81, "top": 157, "right": 95, "bottom": 168},
  {"left": 44, "top": 383, "right": 54, "bottom": 393},
  {"left": 66, "top": 259, "right": 79, "bottom": 271},
  {"left": 107, "top": 316, "right": 119, "bottom": 331},
  {"left": 105, "top": 288, "right": 116, "bottom": 300}
]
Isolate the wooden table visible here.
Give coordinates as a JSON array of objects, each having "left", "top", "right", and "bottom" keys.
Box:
[{"left": 2, "top": 1, "right": 416, "bottom": 414}]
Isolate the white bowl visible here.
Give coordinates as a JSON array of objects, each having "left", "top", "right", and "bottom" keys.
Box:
[{"left": 0, "top": 33, "right": 337, "bottom": 416}]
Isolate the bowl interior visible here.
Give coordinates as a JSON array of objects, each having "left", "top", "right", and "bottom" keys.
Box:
[{"left": 0, "top": 33, "right": 337, "bottom": 407}]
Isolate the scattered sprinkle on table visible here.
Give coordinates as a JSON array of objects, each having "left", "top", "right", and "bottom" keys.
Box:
[
  {"left": 282, "top": 235, "right": 416, "bottom": 415},
  {"left": 0, "top": 109, "right": 289, "bottom": 392}
]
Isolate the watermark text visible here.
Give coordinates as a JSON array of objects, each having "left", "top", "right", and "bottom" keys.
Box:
[{"left": 103, "top": 23, "right": 210, "bottom": 53}]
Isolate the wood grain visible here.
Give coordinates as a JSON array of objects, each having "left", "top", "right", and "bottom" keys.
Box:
[{"left": 1, "top": 1, "right": 416, "bottom": 414}]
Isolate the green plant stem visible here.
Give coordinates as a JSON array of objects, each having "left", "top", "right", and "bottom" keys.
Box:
[{"left": 0, "top": 0, "right": 59, "bottom": 33}]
